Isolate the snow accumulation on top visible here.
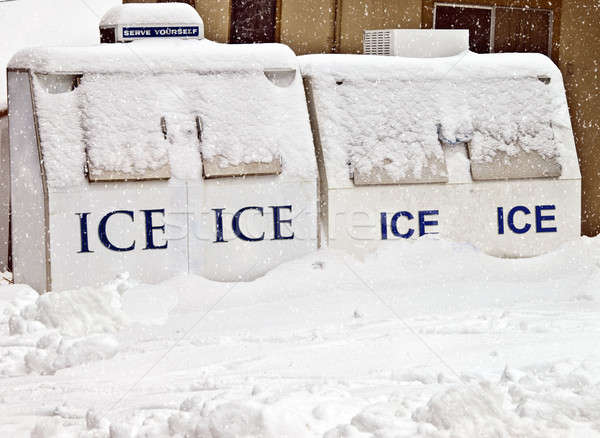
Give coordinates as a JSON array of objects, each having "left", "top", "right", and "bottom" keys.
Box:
[
  {"left": 9, "top": 38, "right": 297, "bottom": 75},
  {"left": 100, "top": 2, "right": 203, "bottom": 27},
  {"left": 0, "top": 0, "right": 121, "bottom": 111},
  {"left": 19, "top": 40, "right": 314, "bottom": 187},
  {"left": 300, "top": 51, "right": 572, "bottom": 185}
]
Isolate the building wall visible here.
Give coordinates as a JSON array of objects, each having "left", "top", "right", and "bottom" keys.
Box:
[
  {"left": 559, "top": 1, "right": 600, "bottom": 235},
  {"left": 196, "top": 0, "right": 231, "bottom": 41},
  {"left": 280, "top": 0, "right": 336, "bottom": 54},
  {"left": 136, "top": 0, "right": 422, "bottom": 53},
  {"left": 338, "top": 0, "right": 421, "bottom": 53}
]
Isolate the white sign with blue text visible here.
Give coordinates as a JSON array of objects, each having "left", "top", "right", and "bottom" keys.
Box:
[{"left": 119, "top": 25, "right": 200, "bottom": 41}]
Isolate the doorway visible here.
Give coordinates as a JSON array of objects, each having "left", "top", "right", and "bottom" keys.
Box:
[
  {"left": 230, "top": 0, "right": 278, "bottom": 44},
  {"left": 434, "top": 3, "right": 552, "bottom": 56}
]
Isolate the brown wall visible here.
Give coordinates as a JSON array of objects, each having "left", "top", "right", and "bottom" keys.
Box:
[
  {"left": 338, "top": 0, "right": 421, "bottom": 53},
  {"left": 422, "top": 0, "right": 562, "bottom": 61},
  {"left": 133, "top": 0, "right": 422, "bottom": 53},
  {"left": 559, "top": 1, "right": 600, "bottom": 235},
  {"left": 280, "top": 0, "right": 336, "bottom": 54}
]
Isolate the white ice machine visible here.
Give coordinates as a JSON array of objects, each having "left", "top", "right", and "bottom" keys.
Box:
[
  {"left": 7, "top": 4, "right": 318, "bottom": 292},
  {"left": 301, "top": 51, "right": 581, "bottom": 257}
]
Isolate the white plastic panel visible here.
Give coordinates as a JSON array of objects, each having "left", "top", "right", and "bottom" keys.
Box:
[
  {"left": 187, "top": 177, "right": 317, "bottom": 282},
  {"left": 48, "top": 182, "right": 187, "bottom": 291},
  {"left": 327, "top": 178, "right": 580, "bottom": 258},
  {"left": 79, "top": 74, "right": 173, "bottom": 182},
  {"left": 468, "top": 128, "right": 562, "bottom": 180},
  {"left": 8, "top": 71, "right": 48, "bottom": 292},
  {"left": 0, "top": 115, "right": 10, "bottom": 271}
]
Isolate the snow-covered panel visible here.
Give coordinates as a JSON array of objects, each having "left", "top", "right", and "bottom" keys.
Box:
[
  {"left": 30, "top": 65, "right": 314, "bottom": 187},
  {"left": 305, "top": 75, "right": 449, "bottom": 186},
  {"left": 466, "top": 78, "right": 562, "bottom": 180},
  {"left": 187, "top": 178, "right": 318, "bottom": 282},
  {"left": 33, "top": 74, "right": 87, "bottom": 188},
  {"left": 301, "top": 52, "right": 576, "bottom": 188},
  {"left": 100, "top": 3, "right": 202, "bottom": 27},
  {"left": 80, "top": 74, "right": 172, "bottom": 181},
  {"left": 0, "top": 0, "right": 121, "bottom": 111}
]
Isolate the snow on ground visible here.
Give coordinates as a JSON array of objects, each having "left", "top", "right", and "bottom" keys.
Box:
[
  {"left": 1, "top": 237, "right": 600, "bottom": 437},
  {"left": 0, "top": 0, "right": 120, "bottom": 111}
]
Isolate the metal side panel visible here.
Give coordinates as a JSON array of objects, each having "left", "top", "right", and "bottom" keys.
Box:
[
  {"left": 303, "top": 77, "right": 329, "bottom": 248},
  {"left": 7, "top": 70, "right": 48, "bottom": 292},
  {"left": 0, "top": 115, "right": 10, "bottom": 271},
  {"left": 326, "top": 177, "right": 580, "bottom": 259}
]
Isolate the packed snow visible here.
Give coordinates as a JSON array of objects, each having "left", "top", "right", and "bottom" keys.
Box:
[
  {"left": 1, "top": 237, "right": 600, "bottom": 437},
  {"left": 301, "top": 52, "right": 564, "bottom": 183}
]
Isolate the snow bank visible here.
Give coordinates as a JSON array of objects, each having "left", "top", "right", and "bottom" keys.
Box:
[
  {"left": 1, "top": 237, "right": 600, "bottom": 435},
  {"left": 31, "top": 361, "right": 600, "bottom": 437},
  {"left": 300, "top": 52, "right": 565, "bottom": 183},
  {"left": 0, "top": 0, "right": 121, "bottom": 110},
  {"left": 0, "top": 271, "right": 183, "bottom": 376},
  {"left": 17, "top": 278, "right": 127, "bottom": 337},
  {"left": 0, "top": 276, "right": 129, "bottom": 376}
]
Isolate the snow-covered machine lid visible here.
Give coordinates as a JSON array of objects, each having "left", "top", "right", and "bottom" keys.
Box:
[
  {"left": 9, "top": 39, "right": 297, "bottom": 73},
  {"left": 99, "top": 3, "right": 204, "bottom": 43},
  {"left": 301, "top": 51, "right": 579, "bottom": 188},
  {"left": 10, "top": 40, "right": 314, "bottom": 187}
]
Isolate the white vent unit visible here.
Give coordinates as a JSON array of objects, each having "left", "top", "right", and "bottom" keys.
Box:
[
  {"left": 363, "top": 30, "right": 393, "bottom": 56},
  {"left": 363, "top": 29, "right": 469, "bottom": 58}
]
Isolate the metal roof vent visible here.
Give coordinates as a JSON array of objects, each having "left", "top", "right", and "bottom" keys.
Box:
[{"left": 99, "top": 3, "right": 204, "bottom": 43}]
